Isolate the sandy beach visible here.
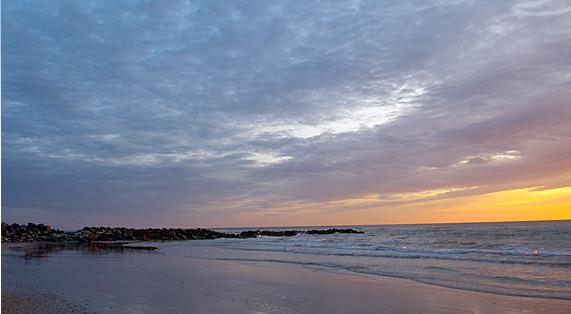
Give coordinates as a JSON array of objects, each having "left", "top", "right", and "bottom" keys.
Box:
[{"left": 2, "top": 243, "right": 570, "bottom": 314}]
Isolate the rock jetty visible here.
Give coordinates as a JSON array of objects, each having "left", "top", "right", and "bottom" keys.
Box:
[
  {"left": 305, "top": 228, "right": 363, "bottom": 235},
  {"left": 1, "top": 223, "right": 67, "bottom": 242},
  {"left": 238, "top": 230, "right": 299, "bottom": 237},
  {"left": 239, "top": 228, "right": 364, "bottom": 237},
  {"left": 1, "top": 222, "right": 363, "bottom": 243}
]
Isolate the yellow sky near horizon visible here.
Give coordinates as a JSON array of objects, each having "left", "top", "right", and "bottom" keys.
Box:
[
  {"left": 228, "top": 186, "right": 571, "bottom": 228},
  {"left": 370, "top": 186, "right": 571, "bottom": 225}
]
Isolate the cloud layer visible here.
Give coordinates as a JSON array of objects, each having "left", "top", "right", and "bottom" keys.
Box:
[{"left": 3, "top": 0, "right": 571, "bottom": 228}]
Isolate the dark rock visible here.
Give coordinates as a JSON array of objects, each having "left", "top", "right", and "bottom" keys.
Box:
[
  {"left": 239, "top": 230, "right": 260, "bottom": 238},
  {"left": 238, "top": 228, "right": 363, "bottom": 238},
  {"left": 259, "top": 230, "right": 299, "bottom": 237},
  {"left": 305, "top": 228, "right": 364, "bottom": 235},
  {"left": 2, "top": 222, "right": 364, "bottom": 243}
]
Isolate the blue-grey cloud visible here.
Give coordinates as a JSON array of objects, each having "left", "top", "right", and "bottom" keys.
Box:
[{"left": 2, "top": 0, "right": 570, "bottom": 227}]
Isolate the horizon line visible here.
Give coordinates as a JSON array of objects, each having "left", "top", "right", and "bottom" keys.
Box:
[
  {"left": 3, "top": 218, "right": 570, "bottom": 231},
  {"left": 211, "top": 218, "right": 571, "bottom": 230}
]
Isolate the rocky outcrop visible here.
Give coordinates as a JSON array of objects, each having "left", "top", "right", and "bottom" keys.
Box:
[
  {"left": 69, "top": 227, "right": 229, "bottom": 242},
  {"left": 2, "top": 222, "right": 364, "bottom": 243},
  {"left": 1, "top": 223, "right": 232, "bottom": 242},
  {"left": 239, "top": 230, "right": 299, "bottom": 237},
  {"left": 239, "top": 229, "right": 363, "bottom": 237},
  {"left": 1, "top": 223, "right": 68, "bottom": 242},
  {"left": 305, "top": 228, "right": 364, "bottom": 235}
]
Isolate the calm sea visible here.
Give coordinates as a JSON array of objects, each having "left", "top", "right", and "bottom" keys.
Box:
[{"left": 156, "top": 220, "right": 571, "bottom": 300}]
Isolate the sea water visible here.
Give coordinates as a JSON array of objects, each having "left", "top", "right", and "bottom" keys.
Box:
[{"left": 156, "top": 220, "right": 571, "bottom": 300}]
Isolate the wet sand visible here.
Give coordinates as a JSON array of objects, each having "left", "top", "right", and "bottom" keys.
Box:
[
  {"left": 2, "top": 288, "right": 95, "bottom": 314},
  {"left": 2, "top": 243, "right": 570, "bottom": 313}
]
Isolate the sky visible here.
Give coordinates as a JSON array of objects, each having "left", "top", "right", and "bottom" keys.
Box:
[{"left": 2, "top": 0, "right": 571, "bottom": 229}]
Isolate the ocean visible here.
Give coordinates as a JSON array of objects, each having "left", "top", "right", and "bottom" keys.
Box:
[{"left": 154, "top": 220, "right": 571, "bottom": 300}]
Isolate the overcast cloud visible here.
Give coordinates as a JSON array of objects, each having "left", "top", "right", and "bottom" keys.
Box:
[{"left": 2, "top": 0, "right": 571, "bottom": 228}]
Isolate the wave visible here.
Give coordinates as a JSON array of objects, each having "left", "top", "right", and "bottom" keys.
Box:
[
  {"left": 181, "top": 255, "right": 571, "bottom": 301},
  {"left": 166, "top": 222, "right": 571, "bottom": 300},
  {"left": 187, "top": 241, "right": 571, "bottom": 267}
]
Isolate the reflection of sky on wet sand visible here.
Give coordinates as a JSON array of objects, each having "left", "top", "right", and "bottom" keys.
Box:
[{"left": 2, "top": 242, "right": 158, "bottom": 260}]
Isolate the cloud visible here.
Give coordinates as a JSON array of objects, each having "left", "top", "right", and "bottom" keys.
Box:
[
  {"left": 512, "top": 0, "right": 571, "bottom": 16},
  {"left": 453, "top": 150, "right": 522, "bottom": 166},
  {"left": 2, "top": 0, "right": 570, "bottom": 228}
]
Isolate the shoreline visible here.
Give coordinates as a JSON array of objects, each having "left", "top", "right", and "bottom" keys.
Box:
[
  {"left": 3, "top": 243, "right": 570, "bottom": 314},
  {"left": 207, "top": 256, "right": 571, "bottom": 302}
]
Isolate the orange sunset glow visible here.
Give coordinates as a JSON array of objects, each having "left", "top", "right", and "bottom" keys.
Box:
[{"left": 216, "top": 186, "right": 571, "bottom": 228}]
